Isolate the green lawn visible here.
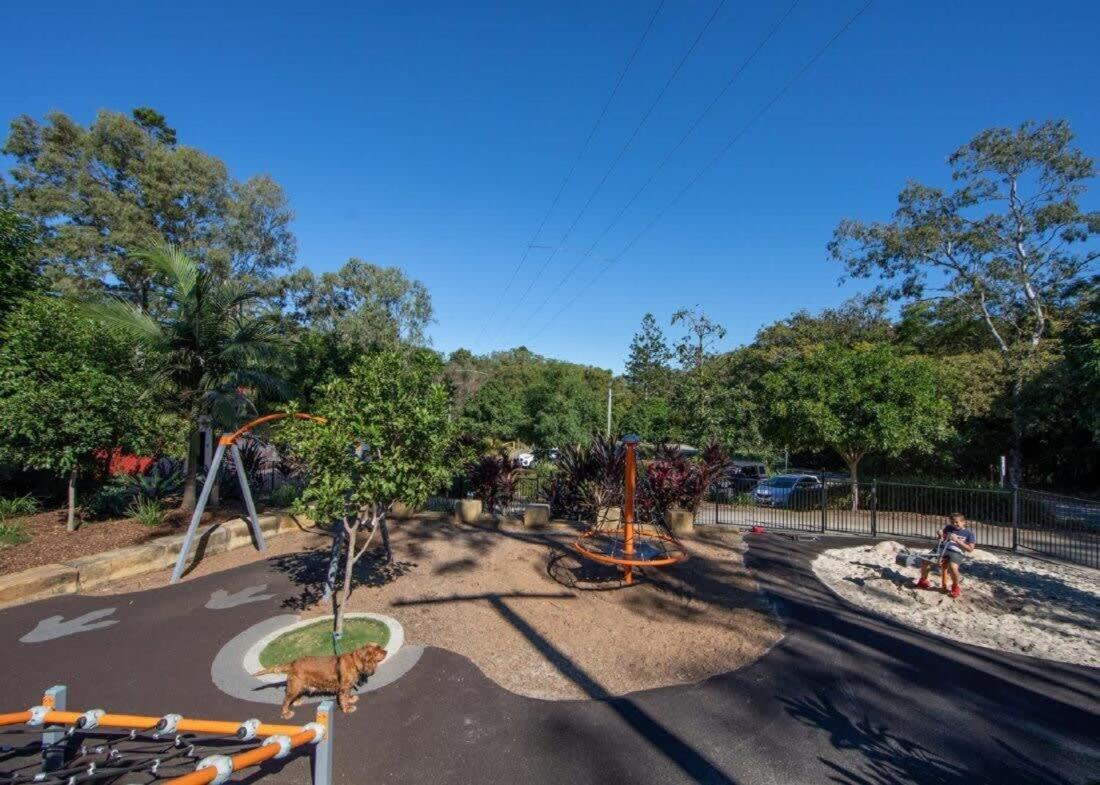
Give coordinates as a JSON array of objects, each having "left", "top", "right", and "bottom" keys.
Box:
[{"left": 258, "top": 617, "right": 390, "bottom": 668}]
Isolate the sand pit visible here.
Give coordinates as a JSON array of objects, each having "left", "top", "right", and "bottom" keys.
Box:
[{"left": 813, "top": 541, "right": 1099, "bottom": 667}]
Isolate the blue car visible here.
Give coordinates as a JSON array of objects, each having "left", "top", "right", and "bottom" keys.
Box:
[{"left": 753, "top": 474, "right": 821, "bottom": 508}]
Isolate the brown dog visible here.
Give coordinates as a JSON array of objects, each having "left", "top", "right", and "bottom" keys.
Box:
[{"left": 252, "top": 643, "right": 387, "bottom": 718}]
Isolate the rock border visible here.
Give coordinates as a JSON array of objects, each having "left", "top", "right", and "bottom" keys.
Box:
[{"left": 0, "top": 513, "right": 311, "bottom": 609}]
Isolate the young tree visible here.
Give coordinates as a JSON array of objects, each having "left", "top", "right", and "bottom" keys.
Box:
[
  {"left": 762, "top": 344, "right": 953, "bottom": 508},
  {"left": 279, "top": 350, "right": 455, "bottom": 637},
  {"left": 625, "top": 314, "right": 673, "bottom": 397},
  {"left": 830, "top": 120, "right": 1098, "bottom": 484},
  {"left": 3, "top": 108, "right": 295, "bottom": 304},
  {"left": 90, "top": 243, "right": 288, "bottom": 509},
  {"left": 0, "top": 297, "right": 157, "bottom": 528}
]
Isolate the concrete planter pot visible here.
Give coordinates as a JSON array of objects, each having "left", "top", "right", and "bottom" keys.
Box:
[
  {"left": 457, "top": 499, "right": 483, "bottom": 524},
  {"left": 595, "top": 506, "right": 622, "bottom": 527},
  {"left": 666, "top": 508, "right": 695, "bottom": 535},
  {"left": 390, "top": 501, "right": 416, "bottom": 519}
]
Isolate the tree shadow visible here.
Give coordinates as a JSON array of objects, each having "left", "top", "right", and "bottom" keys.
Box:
[
  {"left": 782, "top": 690, "right": 1079, "bottom": 785},
  {"left": 393, "top": 590, "right": 739, "bottom": 784},
  {"left": 269, "top": 546, "right": 415, "bottom": 611}
]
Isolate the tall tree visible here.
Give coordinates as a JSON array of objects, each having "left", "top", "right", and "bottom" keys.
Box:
[
  {"left": 0, "top": 208, "right": 38, "bottom": 324},
  {"left": 671, "top": 307, "right": 727, "bottom": 444},
  {"left": 0, "top": 297, "right": 158, "bottom": 529},
  {"left": 89, "top": 243, "right": 288, "bottom": 509},
  {"left": 3, "top": 108, "right": 295, "bottom": 306},
  {"left": 622, "top": 314, "right": 674, "bottom": 440},
  {"left": 762, "top": 344, "right": 954, "bottom": 508},
  {"left": 830, "top": 120, "right": 1098, "bottom": 483},
  {"left": 280, "top": 259, "right": 433, "bottom": 348}
]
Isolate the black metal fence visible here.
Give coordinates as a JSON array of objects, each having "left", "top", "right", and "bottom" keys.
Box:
[{"left": 700, "top": 476, "right": 1100, "bottom": 569}]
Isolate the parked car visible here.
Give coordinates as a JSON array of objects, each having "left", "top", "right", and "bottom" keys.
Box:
[
  {"left": 753, "top": 474, "right": 822, "bottom": 508},
  {"left": 515, "top": 452, "right": 536, "bottom": 468},
  {"left": 716, "top": 460, "right": 768, "bottom": 493}
]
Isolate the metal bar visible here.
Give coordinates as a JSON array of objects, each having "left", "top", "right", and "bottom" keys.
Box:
[
  {"left": 231, "top": 443, "right": 267, "bottom": 552},
  {"left": 1011, "top": 485, "right": 1019, "bottom": 551},
  {"left": 37, "top": 711, "right": 307, "bottom": 738},
  {"left": 820, "top": 472, "right": 827, "bottom": 533},
  {"left": 170, "top": 441, "right": 227, "bottom": 584},
  {"left": 41, "top": 684, "right": 67, "bottom": 772},
  {"left": 164, "top": 728, "right": 318, "bottom": 785},
  {"left": 312, "top": 701, "right": 334, "bottom": 785}
]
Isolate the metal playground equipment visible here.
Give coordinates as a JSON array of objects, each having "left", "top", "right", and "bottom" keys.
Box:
[
  {"left": 0, "top": 685, "right": 333, "bottom": 785},
  {"left": 170, "top": 413, "right": 325, "bottom": 584},
  {"left": 572, "top": 434, "right": 688, "bottom": 584}
]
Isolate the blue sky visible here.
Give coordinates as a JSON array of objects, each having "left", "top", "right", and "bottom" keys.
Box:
[{"left": 4, "top": 1, "right": 1098, "bottom": 372}]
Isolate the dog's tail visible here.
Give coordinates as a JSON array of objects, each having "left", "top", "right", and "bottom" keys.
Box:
[{"left": 251, "top": 664, "right": 291, "bottom": 677}]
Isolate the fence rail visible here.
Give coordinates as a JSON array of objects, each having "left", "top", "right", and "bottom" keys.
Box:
[{"left": 700, "top": 476, "right": 1100, "bottom": 569}]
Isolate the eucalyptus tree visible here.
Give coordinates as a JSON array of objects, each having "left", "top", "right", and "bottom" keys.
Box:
[{"left": 830, "top": 120, "right": 1098, "bottom": 483}]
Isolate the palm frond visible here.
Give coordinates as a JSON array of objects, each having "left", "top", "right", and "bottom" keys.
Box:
[
  {"left": 81, "top": 298, "right": 167, "bottom": 348},
  {"left": 132, "top": 242, "right": 200, "bottom": 303}
]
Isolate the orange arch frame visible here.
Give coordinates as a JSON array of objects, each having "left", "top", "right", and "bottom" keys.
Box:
[{"left": 218, "top": 412, "right": 326, "bottom": 446}]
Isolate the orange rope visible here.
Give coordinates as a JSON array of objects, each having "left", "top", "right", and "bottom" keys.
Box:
[
  {"left": 39, "top": 711, "right": 305, "bottom": 738},
  {"left": 0, "top": 711, "right": 31, "bottom": 727}
]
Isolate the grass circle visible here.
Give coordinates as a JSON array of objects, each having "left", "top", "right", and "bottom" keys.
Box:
[{"left": 257, "top": 617, "right": 391, "bottom": 668}]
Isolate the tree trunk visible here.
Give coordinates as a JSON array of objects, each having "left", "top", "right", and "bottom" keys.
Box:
[
  {"left": 181, "top": 427, "right": 200, "bottom": 511},
  {"left": 1008, "top": 374, "right": 1025, "bottom": 487},
  {"left": 334, "top": 520, "right": 358, "bottom": 640},
  {"left": 66, "top": 468, "right": 79, "bottom": 532}
]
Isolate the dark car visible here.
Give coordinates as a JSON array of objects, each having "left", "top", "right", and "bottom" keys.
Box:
[{"left": 753, "top": 474, "right": 822, "bottom": 508}]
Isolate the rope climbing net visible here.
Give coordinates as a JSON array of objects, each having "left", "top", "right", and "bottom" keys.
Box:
[{"left": 1, "top": 686, "right": 333, "bottom": 785}]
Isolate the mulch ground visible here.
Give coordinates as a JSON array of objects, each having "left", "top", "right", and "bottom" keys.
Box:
[{"left": 0, "top": 503, "right": 251, "bottom": 575}]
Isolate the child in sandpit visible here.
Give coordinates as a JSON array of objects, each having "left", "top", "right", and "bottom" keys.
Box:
[{"left": 915, "top": 512, "right": 976, "bottom": 598}]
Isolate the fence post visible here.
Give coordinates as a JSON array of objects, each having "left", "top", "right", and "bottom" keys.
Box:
[
  {"left": 820, "top": 471, "right": 827, "bottom": 533},
  {"left": 870, "top": 479, "right": 877, "bottom": 539},
  {"left": 1011, "top": 485, "right": 1019, "bottom": 551}
]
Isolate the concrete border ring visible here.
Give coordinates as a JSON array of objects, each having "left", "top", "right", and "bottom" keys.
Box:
[{"left": 212, "top": 613, "right": 423, "bottom": 705}]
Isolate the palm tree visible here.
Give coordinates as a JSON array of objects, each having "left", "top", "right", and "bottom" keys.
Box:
[{"left": 90, "top": 243, "right": 288, "bottom": 509}]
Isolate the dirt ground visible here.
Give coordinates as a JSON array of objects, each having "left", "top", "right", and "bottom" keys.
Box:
[
  {"left": 813, "top": 540, "right": 1099, "bottom": 667},
  {"left": 100, "top": 517, "right": 785, "bottom": 700},
  {"left": 0, "top": 504, "right": 253, "bottom": 575}
]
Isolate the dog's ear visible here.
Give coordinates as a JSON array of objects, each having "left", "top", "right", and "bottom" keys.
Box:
[{"left": 372, "top": 645, "right": 387, "bottom": 662}]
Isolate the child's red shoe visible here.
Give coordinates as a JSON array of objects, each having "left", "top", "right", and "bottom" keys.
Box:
[
  {"left": 950, "top": 584, "right": 961, "bottom": 598},
  {"left": 916, "top": 579, "right": 932, "bottom": 589}
]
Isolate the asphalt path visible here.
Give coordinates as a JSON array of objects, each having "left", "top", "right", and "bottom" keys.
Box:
[{"left": 1, "top": 534, "right": 1096, "bottom": 784}]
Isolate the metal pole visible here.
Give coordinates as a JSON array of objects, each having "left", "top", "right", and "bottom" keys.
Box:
[
  {"left": 170, "top": 441, "right": 227, "bottom": 584},
  {"left": 231, "top": 443, "right": 267, "bottom": 551},
  {"left": 623, "top": 438, "right": 637, "bottom": 585},
  {"left": 820, "top": 470, "right": 827, "bottom": 533},
  {"left": 870, "top": 479, "right": 878, "bottom": 539},
  {"left": 1011, "top": 485, "right": 1019, "bottom": 551},
  {"left": 42, "top": 685, "right": 67, "bottom": 772},
  {"left": 312, "top": 700, "right": 334, "bottom": 785}
]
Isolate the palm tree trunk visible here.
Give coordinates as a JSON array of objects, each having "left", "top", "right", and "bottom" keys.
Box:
[
  {"left": 181, "top": 427, "right": 200, "bottom": 510},
  {"left": 66, "top": 467, "right": 79, "bottom": 532}
]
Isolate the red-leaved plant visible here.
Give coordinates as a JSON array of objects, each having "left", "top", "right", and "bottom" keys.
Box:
[
  {"left": 638, "top": 443, "right": 730, "bottom": 524},
  {"left": 466, "top": 453, "right": 519, "bottom": 514}
]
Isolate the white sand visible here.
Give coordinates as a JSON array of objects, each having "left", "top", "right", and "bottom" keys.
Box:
[{"left": 812, "top": 541, "right": 1100, "bottom": 667}]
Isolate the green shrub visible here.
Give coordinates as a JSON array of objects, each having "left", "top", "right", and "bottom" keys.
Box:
[
  {"left": 0, "top": 494, "right": 38, "bottom": 519},
  {"left": 127, "top": 497, "right": 166, "bottom": 528},
  {"left": 0, "top": 521, "right": 30, "bottom": 546},
  {"left": 268, "top": 483, "right": 302, "bottom": 508}
]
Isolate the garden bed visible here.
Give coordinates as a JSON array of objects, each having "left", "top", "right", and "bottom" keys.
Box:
[
  {"left": 812, "top": 541, "right": 1099, "bottom": 667},
  {"left": 258, "top": 616, "right": 391, "bottom": 668},
  {"left": 0, "top": 503, "right": 255, "bottom": 576}
]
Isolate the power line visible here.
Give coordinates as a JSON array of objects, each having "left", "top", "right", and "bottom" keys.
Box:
[
  {"left": 497, "top": 0, "right": 728, "bottom": 330},
  {"left": 472, "top": 0, "right": 667, "bottom": 350},
  {"left": 527, "top": 0, "right": 875, "bottom": 344},
  {"left": 525, "top": 0, "right": 802, "bottom": 327}
]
